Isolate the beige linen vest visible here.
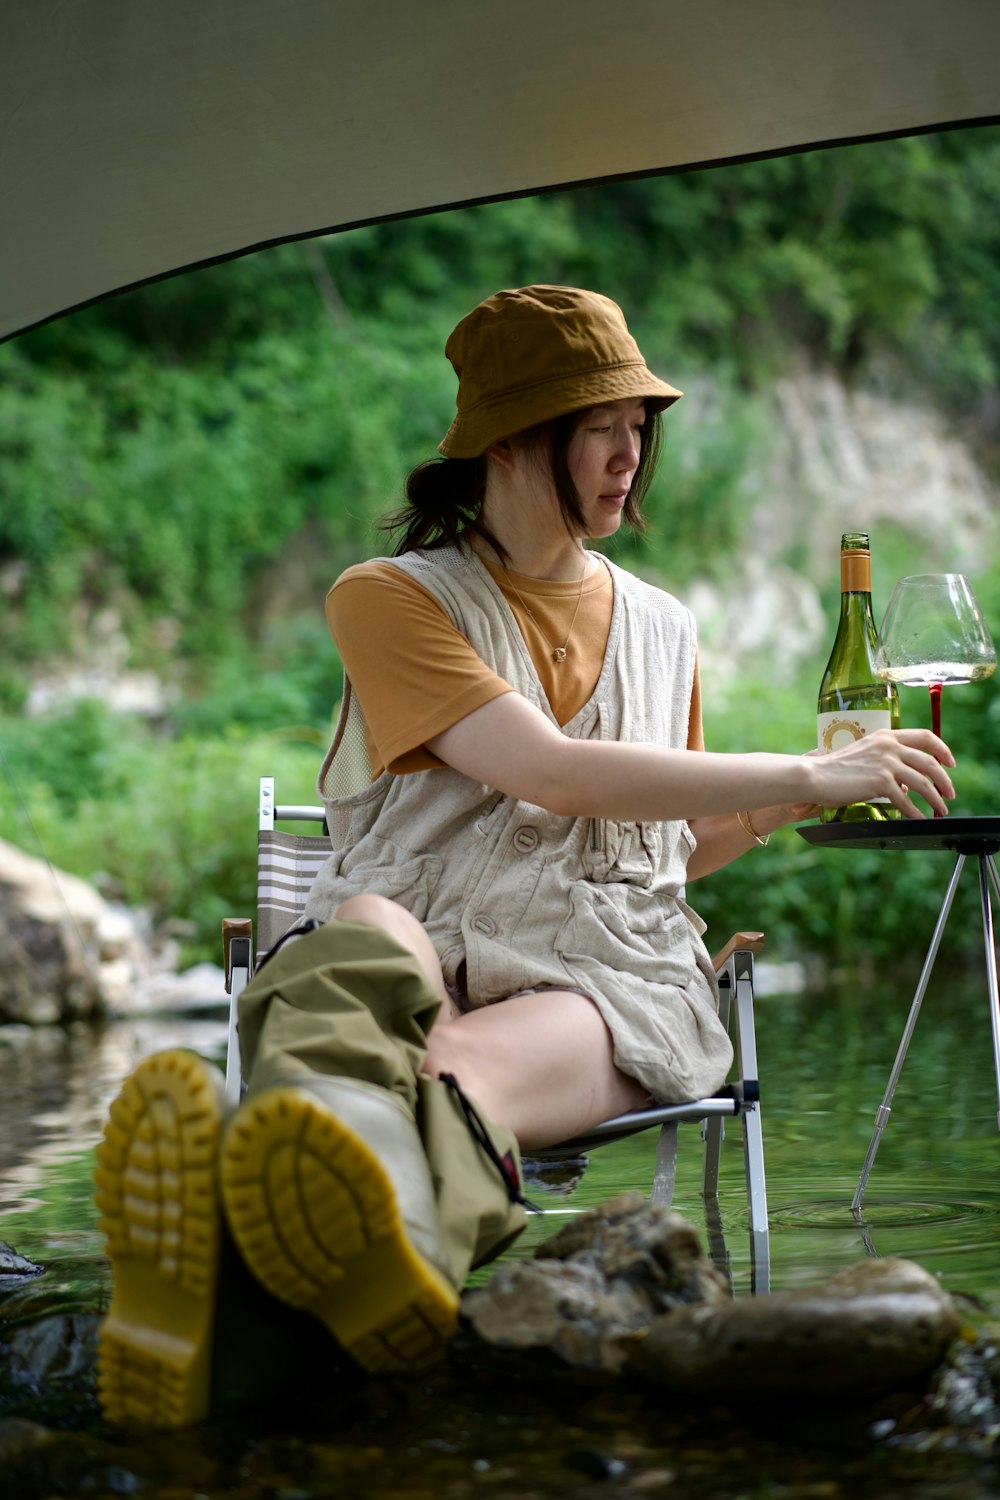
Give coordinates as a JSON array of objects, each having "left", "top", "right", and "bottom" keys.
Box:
[{"left": 305, "top": 544, "right": 733, "bottom": 1103}]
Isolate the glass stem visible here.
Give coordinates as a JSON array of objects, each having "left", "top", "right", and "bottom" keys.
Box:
[{"left": 929, "top": 683, "right": 944, "bottom": 818}]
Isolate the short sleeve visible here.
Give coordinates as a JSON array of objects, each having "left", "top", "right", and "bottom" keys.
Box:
[{"left": 327, "top": 562, "right": 514, "bottom": 775}]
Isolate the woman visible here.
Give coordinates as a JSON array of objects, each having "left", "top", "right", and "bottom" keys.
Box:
[
  {"left": 95, "top": 285, "right": 955, "bottom": 1427},
  {"left": 300, "top": 283, "right": 953, "bottom": 1141}
]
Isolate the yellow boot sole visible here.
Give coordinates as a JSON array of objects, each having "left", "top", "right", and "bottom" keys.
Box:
[
  {"left": 93, "top": 1049, "right": 227, "bottom": 1429},
  {"left": 220, "top": 1088, "right": 459, "bottom": 1373}
]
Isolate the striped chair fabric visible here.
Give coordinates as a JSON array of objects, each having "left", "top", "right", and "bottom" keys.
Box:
[{"left": 256, "top": 828, "right": 331, "bottom": 956}]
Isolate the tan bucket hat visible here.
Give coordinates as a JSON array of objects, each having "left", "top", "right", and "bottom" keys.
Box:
[{"left": 438, "top": 285, "right": 682, "bottom": 459}]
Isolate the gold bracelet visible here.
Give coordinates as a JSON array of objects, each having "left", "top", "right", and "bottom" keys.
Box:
[{"left": 737, "top": 809, "right": 770, "bottom": 848}]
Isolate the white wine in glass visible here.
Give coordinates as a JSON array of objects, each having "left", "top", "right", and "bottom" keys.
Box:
[{"left": 875, "top": 573, "right": 996, "bottom": 740}]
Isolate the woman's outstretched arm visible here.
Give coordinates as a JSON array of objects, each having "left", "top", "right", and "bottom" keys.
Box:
[{"left": 426, "top": 691, "right": 956, "bottom": 823}]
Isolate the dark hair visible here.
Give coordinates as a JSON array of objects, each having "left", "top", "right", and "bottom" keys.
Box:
[{"left": 381, "top": 404, "right": 662, "bottom": 562}]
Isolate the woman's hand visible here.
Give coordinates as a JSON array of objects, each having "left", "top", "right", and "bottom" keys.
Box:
[
  {"left": 804, "top": 728, "right": 955, "bottom": 819},
  {"left": 704, "top": 731, "right": 956, "bottom": 850}
]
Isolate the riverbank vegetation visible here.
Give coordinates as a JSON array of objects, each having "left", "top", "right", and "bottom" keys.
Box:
[{"left": 2, "top": 126, "right": 1000, "bottom": 966}]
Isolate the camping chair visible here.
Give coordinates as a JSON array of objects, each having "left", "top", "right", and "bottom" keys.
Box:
[{"left": 223, "top": 776, "right": 771, "bottom": 1292}]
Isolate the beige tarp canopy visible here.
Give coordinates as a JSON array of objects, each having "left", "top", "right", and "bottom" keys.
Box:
[{"left": 3, "top": 0, "right": 999, "bottom": 343}]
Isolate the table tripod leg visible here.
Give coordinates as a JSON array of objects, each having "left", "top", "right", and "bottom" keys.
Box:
[
  {"left": 977, "top": 857, "right": 1000, "bottom": 1132},
  {"left": 852, "top": 853, "right": 965, "bottom": 1215}
]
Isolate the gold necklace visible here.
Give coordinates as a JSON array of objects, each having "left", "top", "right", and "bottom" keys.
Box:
[{"left": 502, "top": 552, "right": 594, "bottom": 665}]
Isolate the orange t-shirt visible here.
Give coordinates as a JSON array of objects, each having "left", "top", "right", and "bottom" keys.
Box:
[{"left": 327, "top": 553, "right": 704, "bottom": 776}]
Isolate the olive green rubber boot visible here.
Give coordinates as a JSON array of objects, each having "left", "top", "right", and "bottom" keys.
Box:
[
  {"left": 417, "top": 1071, "right": 527, "bottom": 1286},
  {"left": 93, "top": 1049, "right": 229, "bottom": 1430}
]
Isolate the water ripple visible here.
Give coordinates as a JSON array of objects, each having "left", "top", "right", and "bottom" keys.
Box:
[{"left": 769, "top": 1186, "right": 1000, "bottom": 1233}]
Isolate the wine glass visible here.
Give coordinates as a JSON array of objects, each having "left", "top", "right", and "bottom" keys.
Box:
[{"left": 875, "top": 573, "right": 996, "bottom": 740}]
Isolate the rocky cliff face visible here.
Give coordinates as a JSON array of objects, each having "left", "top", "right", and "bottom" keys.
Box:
[
  {"left": 684, "top": 364, "right": 999, "bottom": 699},
  {"left": 768, "top": 368, "right": 997, "bottom": 575}
]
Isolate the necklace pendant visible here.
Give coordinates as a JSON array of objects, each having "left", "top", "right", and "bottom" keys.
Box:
[{"left": 552, "top": 646, "right": 567, "bottom": 664}]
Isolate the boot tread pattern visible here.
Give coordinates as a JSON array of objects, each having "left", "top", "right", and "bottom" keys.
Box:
[
  {"left": 221, "top": 1088, "right": 458, "bottom": 1373},
  {"left": 94, "top": 1050, "right": 226, "bottom": 1429},
  {"left": 350, "top": 1289, "right": 456, "bottom": 1371},
  {"left": 222, "top": 1096, "right": 393, "bottom": 1297}
]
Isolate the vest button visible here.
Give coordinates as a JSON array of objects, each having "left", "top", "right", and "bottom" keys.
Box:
[
  {"left": 512, "top": 826, "right": 539, "bottom": 852},
  {"left": 471, "top": 914, "right": 497, "bottom": 937}
]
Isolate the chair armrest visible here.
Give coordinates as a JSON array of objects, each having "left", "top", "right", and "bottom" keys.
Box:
[
  {"left": 711, "top": 930, "right": 764, "bottom": 972},
  {"left": 222, "top": 917, "right": 253, "bottom": 994}
]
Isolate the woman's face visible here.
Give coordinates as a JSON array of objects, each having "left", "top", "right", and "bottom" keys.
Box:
[{"left": 565, "top": 397, "right": 646, "bottom": 540}]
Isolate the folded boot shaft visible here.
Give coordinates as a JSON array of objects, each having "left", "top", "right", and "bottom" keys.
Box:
[{"left": 237, "top": 919, "right": 527, "bottom": 1286}]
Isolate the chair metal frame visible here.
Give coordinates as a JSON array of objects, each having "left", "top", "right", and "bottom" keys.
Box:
[{"left": 223, "top": 776, "right": 771, "bottom": 1291}]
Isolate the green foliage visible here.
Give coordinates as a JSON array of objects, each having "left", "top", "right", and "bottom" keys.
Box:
[
  {"left": 346, "top": 128, "right": 1000, "bottom": 404},
  {"left": 0, "top": 704, "right": 323, "bottom": 964},
  {"left": 2, "top": 126, "right": 1000, "bottom": 966},
  {"left": 690, "top": 817, "right": 986, "bottom": 968},
  {"left": 5, "top": 126, "right": 1000, "bottom": 676}
]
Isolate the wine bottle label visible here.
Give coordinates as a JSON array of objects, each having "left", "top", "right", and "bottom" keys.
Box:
[
  {"left": 817, "top": 707, "right": 894, "bottom": 805},
  {"left": 817, "top": 708, "right": 892, "bottom": 753}
]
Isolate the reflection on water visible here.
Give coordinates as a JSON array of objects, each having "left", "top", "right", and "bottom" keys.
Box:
[
  {"left": 4, "top": 970, "right": 1000, "bottom": 1313},
  {"left": 0, "top": 1016, "right": 228, "bottom": 1214},
  {"left": 3, "top": 973, "right": 1000, "bottom": 1496},
  {"left": 0, "top": 1014, "right": 229, "bottom": 1318},
  {"left": 497, "top": 963, "right": 1000, "bottom": 1311}
]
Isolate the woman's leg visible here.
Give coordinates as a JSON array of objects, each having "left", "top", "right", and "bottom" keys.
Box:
[
  {"left": 424, "top": 990, "right": 650, "bottom": 1151},
  {"left": 332, "top": 893, "right": 648, "bottom": 1152}
]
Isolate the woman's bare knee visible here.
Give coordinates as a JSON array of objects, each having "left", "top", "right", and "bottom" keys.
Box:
[
  {"left": 333, "top": 893, "right": 451, "bottom": 1007},
  {"left": 335, "top": 892, "right": 401, "bottom": 928}
]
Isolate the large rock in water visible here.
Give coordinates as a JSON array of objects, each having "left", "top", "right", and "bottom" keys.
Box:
[
  {"left": 461, "top": 1193, "right": 962, "bottom": 1398},
  {"left": 0, "top": 839, "right": 151, "bottom": 1023},
  {"left": 633, "top": 1256, "right": 962, "bottom": 1399},
  {"left": 461, "top": 1192, "right": 730, "bottom": 1374}
]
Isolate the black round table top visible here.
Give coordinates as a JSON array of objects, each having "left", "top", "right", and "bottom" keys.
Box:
[{"left": 797, "top": 816, "right": 1000, "bottom": 855}]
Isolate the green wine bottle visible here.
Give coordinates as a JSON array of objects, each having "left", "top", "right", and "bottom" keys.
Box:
[{"left": 817, "top": 532, "right": 900, "bottom": 823}]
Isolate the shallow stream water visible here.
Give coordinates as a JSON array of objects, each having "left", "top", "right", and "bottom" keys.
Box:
[{"left": 3, "top": 962, "right": 1000, "bottom": 1497}]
